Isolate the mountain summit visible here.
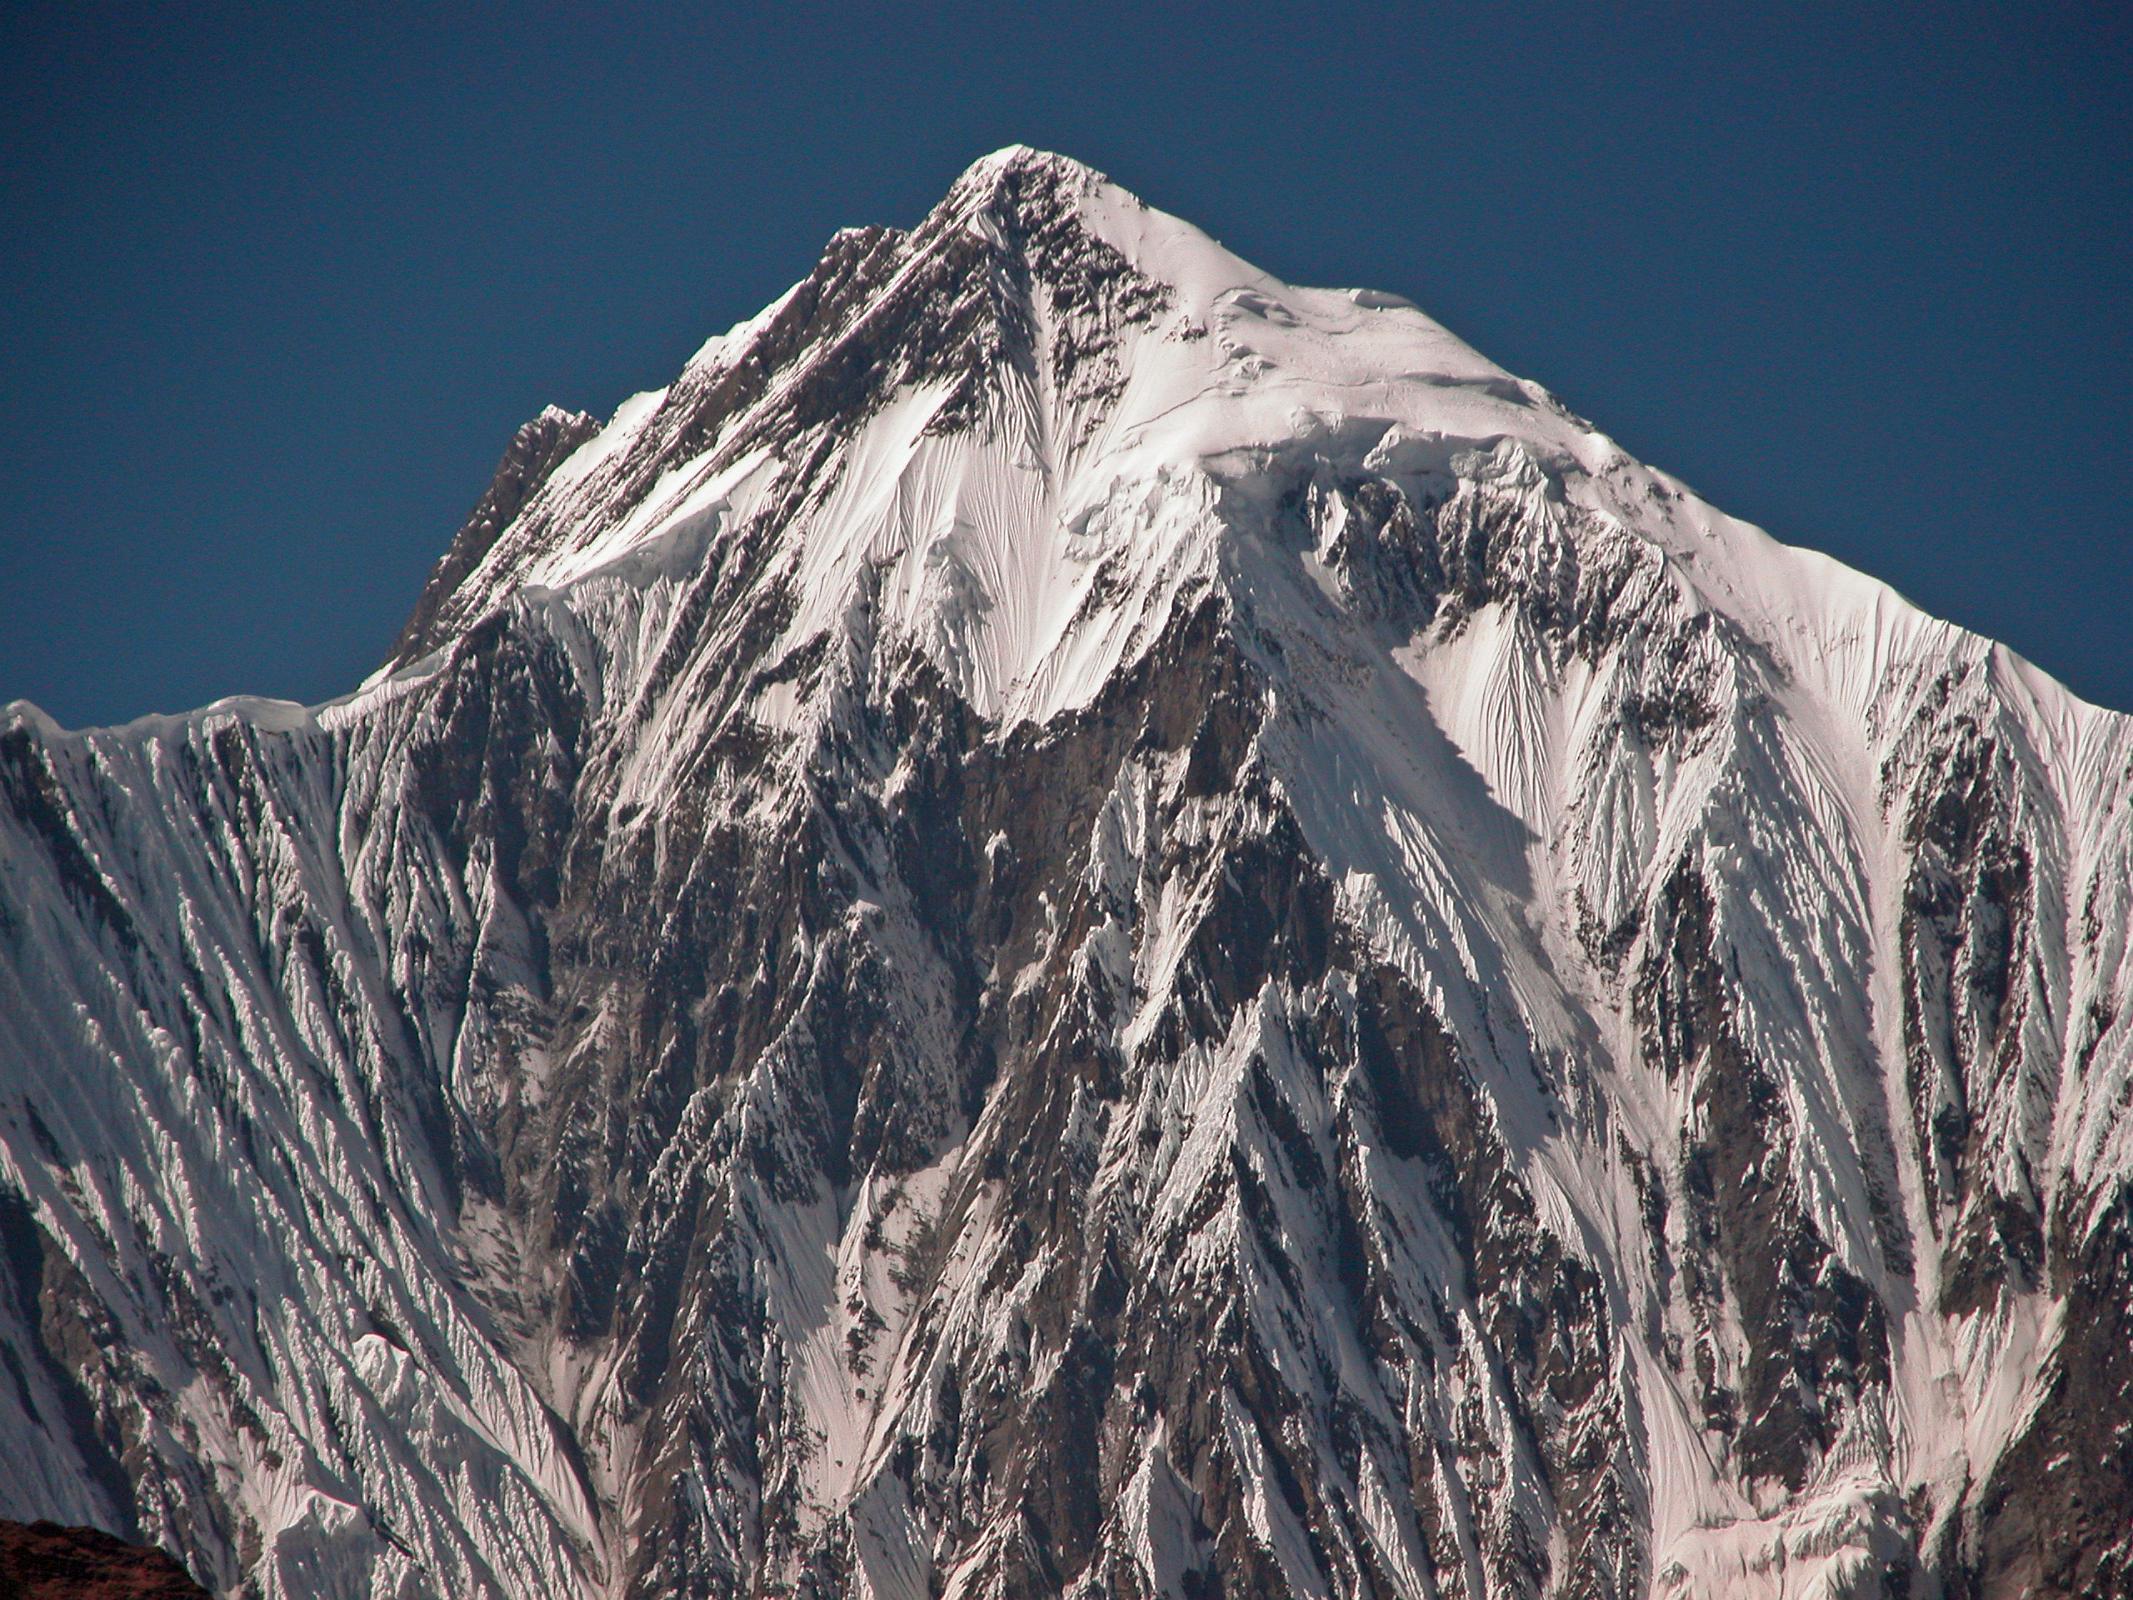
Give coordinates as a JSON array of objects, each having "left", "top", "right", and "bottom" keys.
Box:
[{"left": 3, "top": 148, "right": 2129, "bottom": 1599}]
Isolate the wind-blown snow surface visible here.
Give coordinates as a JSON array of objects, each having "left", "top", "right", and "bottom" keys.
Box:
[{"left": 4, "top": 148, "right": 2132, "bottom": 1599}]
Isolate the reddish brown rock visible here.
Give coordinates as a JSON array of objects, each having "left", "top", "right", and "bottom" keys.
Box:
[{"left": 0, "top": 1520, "right": 210, "bottom": 1600}]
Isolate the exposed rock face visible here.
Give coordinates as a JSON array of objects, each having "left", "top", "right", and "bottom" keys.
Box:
[
  {"left": 2, "top": 147, "right": 2130, "bottom": 1599},
  {"left": 393, "top": 404, "right": 604, "bottom": 666},
  {"left": 0, "top": 1519, "right": 210, "bottom": 1600}
]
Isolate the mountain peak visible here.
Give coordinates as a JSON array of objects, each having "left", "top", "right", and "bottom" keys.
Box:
[
  {"left": 385, "top": 149, "right": 1180, "bottom": 670},
  {"left": 953, "top": 142, "right": 1106, "bottom": 189},
  {"left": 379, "top": 146, "right": 2100, "bottom": 759},
  {"left": 9, "top": 147, "right": 2133, "bottom": 1600},
  {"left": 942, "top": 144, "right": 1117, "bottom": 248}
]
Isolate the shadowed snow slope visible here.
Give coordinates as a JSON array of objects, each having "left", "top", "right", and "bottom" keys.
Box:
[{"left": 4, "top": 147, "right": 2130, "bottom": 1599}]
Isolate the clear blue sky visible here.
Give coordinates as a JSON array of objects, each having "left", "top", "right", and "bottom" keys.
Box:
[{"left": 4, "top": 3, "right": 2127, "bottom": 724}]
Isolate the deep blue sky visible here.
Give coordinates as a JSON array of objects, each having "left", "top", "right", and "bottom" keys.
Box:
[{"left": 4, "top": 4, "right": 2127, "bottom": 724}]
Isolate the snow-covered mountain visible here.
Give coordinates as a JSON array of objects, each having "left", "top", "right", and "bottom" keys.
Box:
[{"left": 3, "top": 147, "right": 2129, "bottom": 1599}]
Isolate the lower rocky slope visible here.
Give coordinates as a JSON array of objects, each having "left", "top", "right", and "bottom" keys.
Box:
[{"left": 0, "top": 1519, "right": 212, "bottom": 1600}]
